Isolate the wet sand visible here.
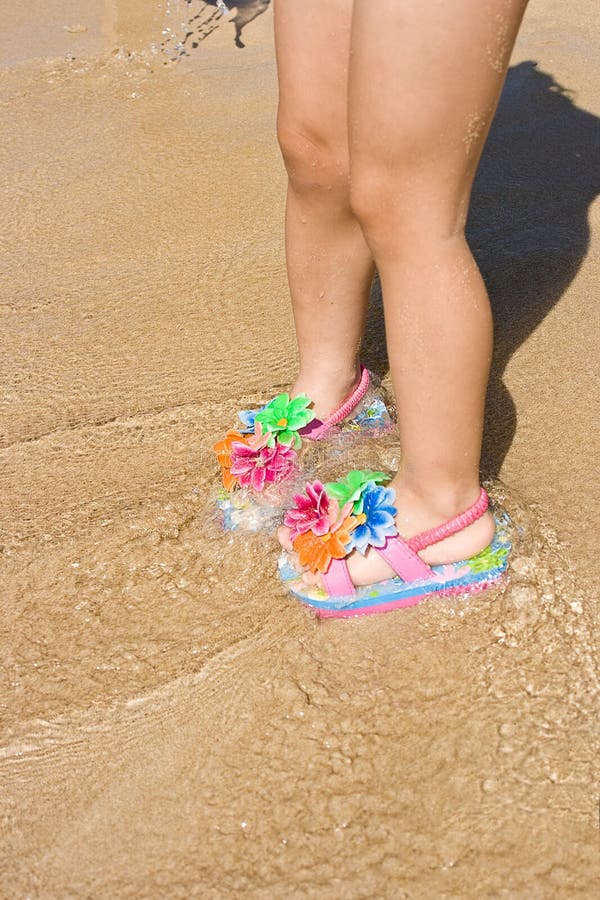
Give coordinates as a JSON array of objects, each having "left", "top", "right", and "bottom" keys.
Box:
[{"left": 1, "top": 1, "right": 599, "bottom": 896}]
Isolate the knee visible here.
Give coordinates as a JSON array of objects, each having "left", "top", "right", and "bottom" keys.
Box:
[
  {"left": 349, "top": 160, "right": 468, "bottom": 253},
  {"left": 348, "top": 169, "right": 392, "bottom": 239},
  {"left": 277, "top": 114, "right": 350, "bottom": 200}
]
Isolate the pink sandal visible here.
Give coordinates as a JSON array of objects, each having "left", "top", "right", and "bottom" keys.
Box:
[
  {"left": 278, "top": 471, "right": 511, "bottom": 617},
  {"left": 213, "top": 368, "right": 393, "bottom": 532}
]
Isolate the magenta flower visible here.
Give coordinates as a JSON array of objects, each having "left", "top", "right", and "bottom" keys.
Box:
[
  {"left": 229, "top": 437, "right": 297, "bottom": 492},
  {"left": 284, "top": 481, "right": 336, "bottom": 542}
]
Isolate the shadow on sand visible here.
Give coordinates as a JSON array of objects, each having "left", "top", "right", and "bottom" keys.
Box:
[{"left": 361, "top": 61, "right": 600, "bottom": 478}]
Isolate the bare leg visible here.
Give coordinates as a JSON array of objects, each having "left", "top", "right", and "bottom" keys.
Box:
[
  {"left": 281, "top": 0, "right": 529, "bottom": 586},
  {"left": 274, "top": 0, "right": 374, "bottom": 418}
]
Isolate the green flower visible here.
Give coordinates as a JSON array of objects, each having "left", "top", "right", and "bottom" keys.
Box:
[
  {"left": 325, "top": 469, "right": 391, "bottom": 514},
  {"left": 254, "top": 393, "right": 315, "bottom": 449},
  {"left": 468, "top": 543, "right": 510, "bottom": 574}
]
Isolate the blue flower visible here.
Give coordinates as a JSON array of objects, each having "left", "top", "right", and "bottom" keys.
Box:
[
  {"left": 238, "top": 406, "right": 264, "bottom": 434},
  {"left": 347, "top": 482, "right": 397, "bottom": 555},
  {"left": 353, "top": 398, "right": 388, "bottom": 430}
]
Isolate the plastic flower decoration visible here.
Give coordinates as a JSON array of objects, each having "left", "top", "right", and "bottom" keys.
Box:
[
  {"left": 212, "top": 430, "right": 248, "bottom": 491},
  {"left": 346, "top": 481, "right": 397, "bottom": 555},
  {"left": 254, "top": 393, "right": 315, "bottom": 449},
  {"left": 283, "top": 480, "right": 331, "bottom": 540},
  {"left": 325, "top": 469, "right": 390, "bottom": 514},
  {"left": 284, "top": 471, "right": 400, "bottom": 575},
  {"left": 468, "top": 542, "right": 510, "bottom": 574},
  {"left": 237, "top": 404, "right": 270, "bottom": 434},
  {"left": 237, "top": 408, "right": 259, "bottom": 433},
  {"left": 229, "top": 424, "right": 298, "bottom": 492},
  {"left": 286, "top": 478, "right": 358, "bottom": 574},
  {"left": 292, "top": 507, "right": 357, "bottom": 574},
  {"left": 354, "top": 398, "right": 388, "bottom": 430}
]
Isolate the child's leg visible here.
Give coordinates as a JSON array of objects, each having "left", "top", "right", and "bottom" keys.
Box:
[
  {"left": 281, "top": 0, "right": 529, "bottom": 585},
  {"left": 274, "top": 0, "right": 374, "bottom": 418}
]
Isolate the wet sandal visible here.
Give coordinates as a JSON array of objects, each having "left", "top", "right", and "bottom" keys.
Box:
[
  {"left": 278, "top": 471, "right": 511, "bottom": 618},
  {"left": 213, "top": 367, "right": 393, "bottom": 532}
]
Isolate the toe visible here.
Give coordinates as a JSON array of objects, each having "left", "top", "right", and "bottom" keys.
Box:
[
  {"left": 301, "top": 570, "right": 322, "bottom": 587},
  {"left": 277, "top": 525, "right": 294, "bottom": 552},
  {"left": 288, "top": 549, "right": 301, "bottom": 571}
]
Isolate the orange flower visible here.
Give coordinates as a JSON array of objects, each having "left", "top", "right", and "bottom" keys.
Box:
[
  {"left": 212, "top": 430, "right": 247, "bottom": 491},
  {"left": 292, "top": 513, "right": 357, "bottom": 574}
]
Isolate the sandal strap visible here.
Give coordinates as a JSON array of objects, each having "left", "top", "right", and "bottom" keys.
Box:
[
  {"left": 406, "top": 487, "right": 489, "bottom": 553},
  {"left": 322, "top": 558, "right": 357, "bottom": 597},
  {"left": 311, "top": 485, "right": 489, "bottom": 600},
  {"left": 322, "top": 535, "right": 433, "bottom": 600},
  {"left": 307, "top": 366, "right": 370, "bottom": 439},
  {"left": 375, "top": 535, "right": 433, "bottom": 581}
]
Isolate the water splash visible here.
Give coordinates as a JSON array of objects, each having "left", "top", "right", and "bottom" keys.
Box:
[{"left": 161, "top": 0, "right": 271, "bottom": 59}]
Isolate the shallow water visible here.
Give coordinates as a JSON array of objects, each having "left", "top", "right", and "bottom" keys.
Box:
[
  {"left": 1, "top": 0, "right": 599, "bottom": 896},
  {"left": 2, "top": 428, "right": 598, "bottom": 894}
]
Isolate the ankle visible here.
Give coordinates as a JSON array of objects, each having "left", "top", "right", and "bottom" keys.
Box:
[
  {"left": 295, "top": 359, "right": 361, "bottom": 390},
  {"left": 292, "top": 362, "right": 362, "bottom": 416},
  {"left": 389, "top": 473, "right": 494, "bottom": 564},
  {"left": 392, "top": 473, "right": 483, "bottom": 523}
]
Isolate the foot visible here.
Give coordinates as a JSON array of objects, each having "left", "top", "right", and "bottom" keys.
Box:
[
  {"left": 278, "top": 475, "right": 496, "bottom": 589},
  {"left": 291, "top": 363, "right": 363, "bottom": 422}
]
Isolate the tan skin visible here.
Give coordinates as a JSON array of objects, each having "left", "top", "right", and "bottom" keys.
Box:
[{"left": 275, "top": 0, "right": 529, "bottom": 589}]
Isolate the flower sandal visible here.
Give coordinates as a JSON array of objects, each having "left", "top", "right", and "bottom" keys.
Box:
[
  {"left": 278, "top": 471, "right": 511, "bottom": 618},
  {"left": 213, "top": 367, "right": 394, "bottom": 533}
]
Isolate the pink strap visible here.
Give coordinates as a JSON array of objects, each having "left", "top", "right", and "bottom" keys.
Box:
[
  {"left": 309, "top": 366, "right": 370, "bottom": 440},
  {"left": 375, "top": 535, "right": 433, "bottom": 581},
  {"left": 322, "top": 558, "right": 356, "bottom": 597},
  {"left": 322, "top": 537, "right": 430, "bottom": 598},
  {"left": 321, "top": 486, "right": 489, "bottom": 598},
  {"left": 406, "top": 487, "right": 489, "bottom": 553}
]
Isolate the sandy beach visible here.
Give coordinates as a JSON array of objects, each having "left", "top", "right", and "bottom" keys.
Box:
[{"left": 1, "top": 1, "right": 599, "bottom": 895}]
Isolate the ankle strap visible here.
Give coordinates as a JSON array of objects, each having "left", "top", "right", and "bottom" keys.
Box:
[
  {"left": 406, "top": 487, "right": 489, "bottom": 553},
  {"left": 311, "top": 366, "right": 370, "bottom": 437}
]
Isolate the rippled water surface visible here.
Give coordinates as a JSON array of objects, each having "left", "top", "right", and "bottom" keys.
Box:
[
  {"left": 1, "top": 0, "right": 599, "bottom": 896},
  {"left": 2, "top": 417, "right": 598, "bottom": 894}
]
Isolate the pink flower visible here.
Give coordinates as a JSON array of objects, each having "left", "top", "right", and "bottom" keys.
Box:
[
  {"left": 229, "top": 438, "right": 297, "bottom": 492},
  {"left": 284, "top": 481, "right": 334, "bottom": 542}
]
